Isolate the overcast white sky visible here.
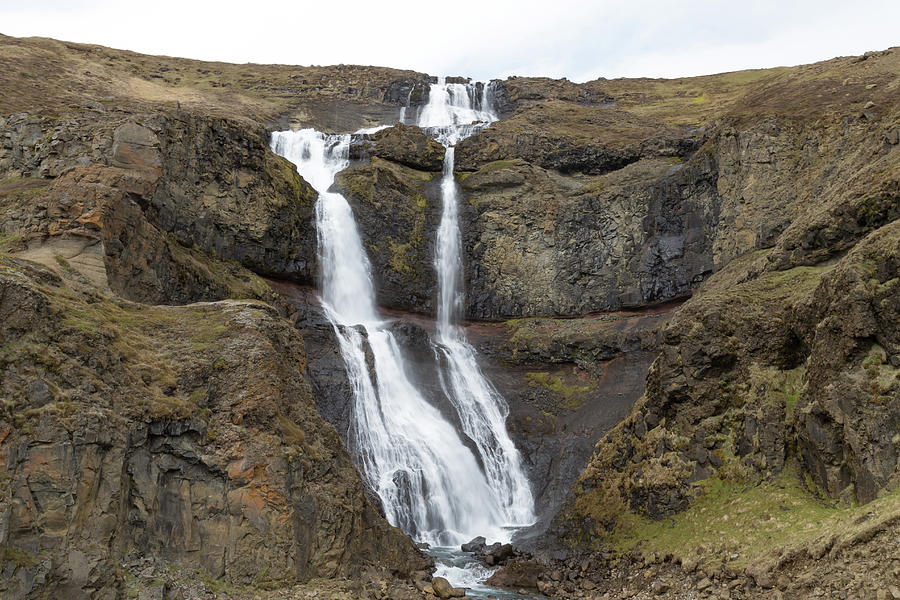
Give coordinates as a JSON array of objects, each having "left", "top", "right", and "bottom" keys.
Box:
[{"left": 2, "top": 0, "right": 899, "bottom": 82}]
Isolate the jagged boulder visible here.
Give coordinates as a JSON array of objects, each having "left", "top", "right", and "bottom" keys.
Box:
[
  {"left": 485, "top": 543, "right": 516, "bottom": 565},
  {"left": 485, "top": 561, "right": 544, "bottom": 590},
  {"left": 461, "top": 536, "right": 487, "bottom": 553}
]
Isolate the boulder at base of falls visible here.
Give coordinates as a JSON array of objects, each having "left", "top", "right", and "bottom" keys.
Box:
[
  {"left": 461, "top": 536, "right": 487, "bottom": 553},
  {"left": 485, "top": 543, "right": 516, "bottom": 566},
  {"left": 460, "top": 536, "right": 519, "bottom": 565},
  {"left": 485, "top": 561, "right": 544, "bottom": 590},
  {"left": 432, "top": 576, "right": 467, "bottom": 598}
]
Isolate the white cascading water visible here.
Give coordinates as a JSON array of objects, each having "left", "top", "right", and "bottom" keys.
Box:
[
  {"left": 270, "top": 79, "right": 535, "bottom": 561},
  {"left": 417, "top": 80, "right": 536, "bottom": 528},
  {"left": 271, "top": 128, "right": 512, "bottom": 546}
]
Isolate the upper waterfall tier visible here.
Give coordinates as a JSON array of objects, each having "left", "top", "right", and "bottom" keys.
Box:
[{"left": 413, "top": 78, "right": 498, "bottom": 145}]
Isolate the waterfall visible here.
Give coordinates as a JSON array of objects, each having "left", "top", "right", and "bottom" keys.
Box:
[
  {"left": 271, "top": 129, "right": 510, "bottom": 546},
  {"left": 269, "top": 78, "right": 534, "bottom": 549},
  {"left": 419, "top": 80, "right": 536, "bottom": 527}
]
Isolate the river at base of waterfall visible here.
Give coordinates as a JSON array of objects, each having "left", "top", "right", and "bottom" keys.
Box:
[{"left": 429, "top": 547, "right": 548, "bottom": 600}]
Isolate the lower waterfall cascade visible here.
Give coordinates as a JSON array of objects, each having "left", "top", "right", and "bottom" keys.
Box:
[{"left": 271, "top": 80, "right": 535, "bottom": 557}]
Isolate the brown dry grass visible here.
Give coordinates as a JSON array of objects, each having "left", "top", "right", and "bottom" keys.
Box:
[
  {"left": 508, "top": 47, "right": 899, "bottom": 133},
  {"left": 3, "top": 33, "right": 897, "bottom": 131},
  {"left": 0, "top": 33, "right": 424, "bottom": 120}
]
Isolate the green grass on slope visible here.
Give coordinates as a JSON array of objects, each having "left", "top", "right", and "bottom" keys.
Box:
[{"left": 609, "top": 460, "right": 900, "bottom": 571}]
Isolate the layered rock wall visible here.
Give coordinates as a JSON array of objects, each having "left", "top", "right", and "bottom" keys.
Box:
[
  {"left": 0, "top": 258, "right": 428, "bottom": 599},
  {"left": 0, "top": 101, "right": 430, "bottom": 597}
]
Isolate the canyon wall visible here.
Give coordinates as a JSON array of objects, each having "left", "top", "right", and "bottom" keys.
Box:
[{"left": 2, "top": 32, "right": 899, "bottom": 599}]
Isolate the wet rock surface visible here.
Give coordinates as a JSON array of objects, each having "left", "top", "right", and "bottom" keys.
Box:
[
  {"left": 335, "top": 157, "right": 441, "bottom": 314},
  {"left": 466, "top": 307, "right": 674, "bottom": 542}
]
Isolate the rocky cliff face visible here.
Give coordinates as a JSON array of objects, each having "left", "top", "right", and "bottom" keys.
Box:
[
  {"left": 0, "top": 256, "right": 428, "bottom": 599},
  {"left": 553, "top": 84, "right": 900, "bottom": 536},
  {"left": 1, "top": 106, "right": 322, "bottom": 305},
  {"left": 534, "top": 70, "right": 900, "bottom": 597},
  {"left": 456, "top": 155, "right": 717, "bottom": 318},
  {"left": 349, "top": 109, "right": 899, "bottom": 321}
]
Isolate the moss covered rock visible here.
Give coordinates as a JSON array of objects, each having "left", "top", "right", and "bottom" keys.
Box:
[{"left": 335, "top": 157, "right": 438, "bottom": 314}]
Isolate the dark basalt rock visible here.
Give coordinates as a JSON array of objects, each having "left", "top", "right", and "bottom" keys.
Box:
[
  {"left": 147, "top": 113, "right": 320, "bottom": 284},
  {"left": 485, "top": 560, "right": 544, "bottom": 590},
  {"left": 485, "top": 543, "right": 516, "bottom": 566},
  {"left": 335, "top": 157, "right": 441, "bottom": 315},
  {"left": 0, "top": 260, "right": 429, "bottom": 599},
  {"left": 457, "top": 155, "right": 718, "bottom": 320},
  {"left": 366, "top": 123, "right": 446, "bottom": 171},
  {"left": 461, "top": 536, "right": 488, "bottom": 553}
]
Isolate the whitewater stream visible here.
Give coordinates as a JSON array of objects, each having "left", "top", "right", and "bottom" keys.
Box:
[
  {"left": 419, "top": 80, "right": 535, "bottom": 529},
  {"left": 272, "top": 80, "right": 538, "bottom": 598}
]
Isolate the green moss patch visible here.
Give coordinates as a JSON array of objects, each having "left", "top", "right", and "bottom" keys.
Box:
[
  {"left": 165, "top": 236, "right": 277, "bottom": 302},
  {"left": 2, "top": 546, "right": 39, "bottom": 570},
  {"left": 263, "top": 152, "right": 316, "bottom": 207},
  {"left": 860, "top": 343, "right": 900, "bottom": 404},
  {"left": 606, "top": 461, "right": 900, "bottom": 572},
  {"left": 0, "top": 176, "right": 50, "bottom": 199},
  {"left": 524, "top": 370, "right": 595, "bottom": 409},
  {"left": 476, "top": 159, "right": 526, "bottom": 174},
  {"left": 387, "top": 238, "right": 413, "bottom": 275},
  {"left": 0, "top": 232, "right": 24, "bottom": 253}
]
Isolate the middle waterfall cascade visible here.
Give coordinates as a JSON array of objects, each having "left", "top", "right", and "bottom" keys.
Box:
[{"left": 270, "top": 79, "right": 534, "bottom": 548}]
